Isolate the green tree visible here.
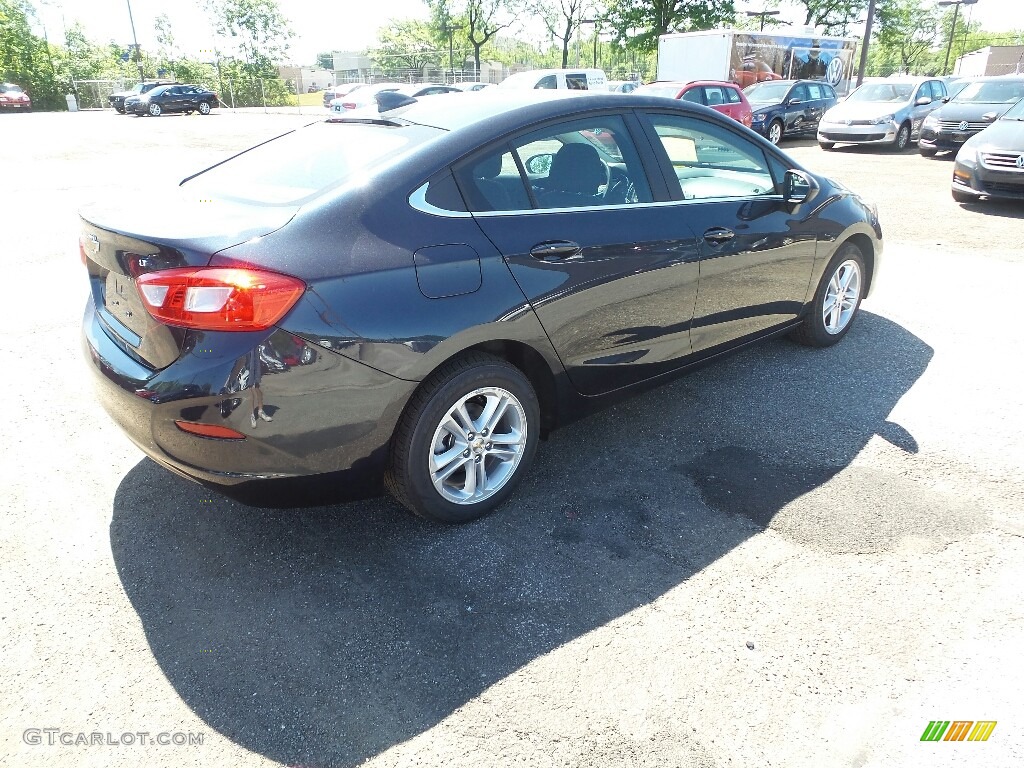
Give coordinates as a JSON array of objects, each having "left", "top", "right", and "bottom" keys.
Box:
[
  {"left": 203, "top": 0, "right": 293, "bottom": 77},
  {"left": 603, "top": 0, "right": 736, "bottom": 54},
  {"left": 0, "top": 0, "right": 65, "bottom": 108},
  {"left": 369, "top": 19, "right": 445, "bottom": 78},
  {"left": 532, "top": 0, "right": 586, "bottom": 68},
  {"left": 875, "top": 0, "right": 940, "bottom": 74},
  {"left": 463, "top": 1, "right": 516, "bottom": 77}
]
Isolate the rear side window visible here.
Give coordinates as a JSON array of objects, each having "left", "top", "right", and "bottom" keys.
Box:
[
  {"left": 704, "top": 87, "right": 726, "bottom": 106},
  {"left": 566, "top": 74, "right": 588, "bottom": 90},
  {"left": 536, "top": 75, "right": 557, "bottom": 89},
  {"left": 724, "top": 87, "right": 741, "bottom": 104},
  {"left": 184, "top": 122, "right": 441, "bottom": 205}
]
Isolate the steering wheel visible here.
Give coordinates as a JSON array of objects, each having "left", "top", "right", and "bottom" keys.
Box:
[{"left": 603, "top": 164, "right": 637, "bottom": 205}]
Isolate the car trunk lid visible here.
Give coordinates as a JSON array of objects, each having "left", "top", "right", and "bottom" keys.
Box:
[{"left": 80, "top": 196, "right": 298, "bottom": 370}]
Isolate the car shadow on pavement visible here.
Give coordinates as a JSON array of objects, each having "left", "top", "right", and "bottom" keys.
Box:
[
  {"left": 110, "top": 311, "right": 933, "bottom": 767},
  {"left": 956, "top": 200, "right": 1024, "bottom": 220}
]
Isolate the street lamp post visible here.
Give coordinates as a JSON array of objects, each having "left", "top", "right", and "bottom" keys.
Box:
[
  {"left": 745, "top": 9, "right": 780, "bottom": 32},
  {"left": 125, "top": 0, "right": 145, "bottom": 82},
  {"left": 580, "top": 19, "right": 598, "bottom": 69},
  {"left": 938, "top": 0, "right": 979, "bottom": 76}
]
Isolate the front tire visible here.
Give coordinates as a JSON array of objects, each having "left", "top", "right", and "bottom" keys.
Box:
[
  {"left": 818, "top": 141, "right": 835, "bottom": 150},
  {"left": 147, "top": 103, "right": 162, "bottom": 117},
  {"left": 790, "top": 243, "right": 867, "bottom": 348},
  {"left": 767, "top": 119, "right": 783, "bottom": 145},
  {"left": 385, "top": 353, "right": 540, "bottom": 522},
  {"left": 892, "top": 122, "right": 911, "bottom": 151},
  {"left": 951, "top": 188, "right": 974, "bottom": 203},
  {"left": 919, "top": 146, "right": 937, "bottom": 157}
]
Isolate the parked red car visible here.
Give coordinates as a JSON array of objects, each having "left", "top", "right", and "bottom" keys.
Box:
[
  {"left": 0, "top": 83, "right": 31, "bottom": 111},
  {"left": 635, "top": 80, "right": 753, "bottom": 127}
]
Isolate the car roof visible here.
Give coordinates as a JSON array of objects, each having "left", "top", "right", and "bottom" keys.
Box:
[{"left": 334, "top": 90, "right": 730, "bottom": 133}]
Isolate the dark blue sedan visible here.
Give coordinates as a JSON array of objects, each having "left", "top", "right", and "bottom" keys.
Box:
[
  {"left": 81, "top": 90, "right": 881, "bottom": 522},
  {"left": 745, "top": 79, "right": 839, "bottom": 144}
]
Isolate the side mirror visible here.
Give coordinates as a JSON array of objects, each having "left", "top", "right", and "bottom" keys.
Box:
[
  {"left": 941, "top": 96, "right": 950, "bottom": 103},
  {"left": 915, "top": 96, "right": 932, "bottom": 106},
  {"left": 525, "top": 153, "right": 553, "bottom": 175},
  {"left": 783, "top": 169, "right": 818, "bottom": 204}
]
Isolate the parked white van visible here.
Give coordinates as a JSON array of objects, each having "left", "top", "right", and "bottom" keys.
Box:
[{"left": 498, "top": 69, "right": 608, "bottom": 91}]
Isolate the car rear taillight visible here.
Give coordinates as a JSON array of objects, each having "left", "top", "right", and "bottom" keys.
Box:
[{"left": 135, "top": 267, "right": 305, "bottom": 331}]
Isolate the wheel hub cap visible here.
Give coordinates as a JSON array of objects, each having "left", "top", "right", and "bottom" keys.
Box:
[{"left": 428, "top": 386, "right": 527, "bottom": 505}]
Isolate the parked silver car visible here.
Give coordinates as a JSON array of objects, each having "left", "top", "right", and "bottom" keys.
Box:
[{"left": 817, "top": 77, "right": 948, "bottom": 151}]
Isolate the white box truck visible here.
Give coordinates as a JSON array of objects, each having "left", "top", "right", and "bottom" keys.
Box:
[{"left": 657, "top": 29, "right": 859, "bottom": 94}]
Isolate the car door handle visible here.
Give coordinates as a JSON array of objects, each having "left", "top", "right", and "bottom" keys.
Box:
[
  {"left": 703, "top": 228, "right": 735, "bottom": 246},
  {"left": 530, "top": 241, "right": 581, "bottom": 260}
]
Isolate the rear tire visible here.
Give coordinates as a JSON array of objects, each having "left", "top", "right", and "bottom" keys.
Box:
[
  {"left": 198, "top": 101, "right": 212, "bottom": 115},
  {"left": 385, "top": 352, "right": 539, "bottom": 523},
  {"left": 790, "top": 243, "right": 867, "bottom": 348}
]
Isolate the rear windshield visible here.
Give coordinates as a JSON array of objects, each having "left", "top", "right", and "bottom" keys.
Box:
[{"left": 182, "top": 121, "right": 443, "bottom": 205}]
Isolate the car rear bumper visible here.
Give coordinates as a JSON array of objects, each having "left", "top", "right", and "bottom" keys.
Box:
[{"left": 82, "top": 300, "right": 416, "bottom": 488}]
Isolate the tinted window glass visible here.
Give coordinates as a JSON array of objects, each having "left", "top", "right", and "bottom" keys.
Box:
[
  {"left": 791, "top": 85, "right": 810, "bottom": 101},
  {"left": 454, "top": 149, "right": 532, "bottom": 212},
  {"left": 514, "top": 116, "right": 653, "bottom": 208},
  {"left": 565, "top": 74, "right": 588, "bottom": 90},
  {"left": 645, "top": 113, "right": 777, "bottom": 200},
  {"left": 536, "top": 75, "right": 557, "bottom": 90},
  {"left": 681, "top": 88, "right": 703, "bottom": 105},
  {"left": 704, "top": 87, "right": 726, "bottom": 106},
  {"left": 724, "top": 87, "right": 741, "bottom": 104},
  {"left": 422, "top": 170, "right": 467, "bottom": 212}
]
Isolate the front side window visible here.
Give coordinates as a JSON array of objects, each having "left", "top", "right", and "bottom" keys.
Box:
[
  {"left": 454, "top": 115, "right": 654, "bottom": 212},
  {"left": 807, "top": 83, "right": 823, "bottom": 100},
  {"left": 704, "top": 87, "right": 726, "bottom": 106},
  {"left": 645, "top": 113, "right": 777, "bottom": 201}
]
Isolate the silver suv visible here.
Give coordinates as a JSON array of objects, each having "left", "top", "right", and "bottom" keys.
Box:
[{"left": 817, "top": 77, "right": 948, "bottom": 151}]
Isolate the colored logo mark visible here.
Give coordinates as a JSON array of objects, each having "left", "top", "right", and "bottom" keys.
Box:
[{"left": 921, "top": 721, "right": 997, "bottom": 742}]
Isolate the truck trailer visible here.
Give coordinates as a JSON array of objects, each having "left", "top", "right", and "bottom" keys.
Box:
[{"left": 657, "top": 29, "right": 859, "bottom": 95}]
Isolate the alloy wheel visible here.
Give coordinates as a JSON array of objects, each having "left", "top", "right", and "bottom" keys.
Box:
[
  {"left": 822, "top": 259, "right": 862, "bottom": 335},
  {"left": 427, "top": 386, "right": 528, "bottom": 505}
]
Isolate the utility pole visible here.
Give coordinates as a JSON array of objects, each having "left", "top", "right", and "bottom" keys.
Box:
[
  {"left": 939, "top": 0, "right": 979, "bottom": 75},
  {"left": 439, "top": 20, "right": 463, "bottom": 81},
  {"left": 125, "top": 0, "right": 145, "bottom": 82},
  {"left": 855, "top": 0, "right": 877, "bottom": 88}
]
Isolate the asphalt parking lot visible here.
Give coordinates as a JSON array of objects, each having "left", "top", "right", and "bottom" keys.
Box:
[{"left": 2, "top": 109, "right": 1023, "bottom": 768}]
